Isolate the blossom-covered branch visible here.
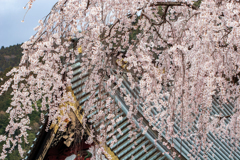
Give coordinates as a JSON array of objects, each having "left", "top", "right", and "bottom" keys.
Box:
[{"left": 1, "top": 0, "right": 240, "bottom": 159}]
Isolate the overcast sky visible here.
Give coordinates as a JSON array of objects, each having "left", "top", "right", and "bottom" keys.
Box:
[{"left": 0, "top": 0, "right": 58, "bottom": 48}]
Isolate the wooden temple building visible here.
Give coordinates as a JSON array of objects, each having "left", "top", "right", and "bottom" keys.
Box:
[
  {"left": 24, "top": 53, "right": 181, "bottom": 160},
  {"left": 24, "top": 46, "right": 240, "bottom": 160}
]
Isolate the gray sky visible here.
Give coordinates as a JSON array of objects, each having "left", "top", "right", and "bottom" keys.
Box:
[{"left": 0, "top": 0, "right": 58, "bottom": 47}]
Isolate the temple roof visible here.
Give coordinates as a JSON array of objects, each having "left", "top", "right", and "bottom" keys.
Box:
[{"left": 25, "top": 54, "right": 240, "bottom": 160}]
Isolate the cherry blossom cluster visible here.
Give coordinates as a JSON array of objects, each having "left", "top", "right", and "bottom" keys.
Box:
[{"left": 1, "top": 0, "right": 240, "bottom": 159}]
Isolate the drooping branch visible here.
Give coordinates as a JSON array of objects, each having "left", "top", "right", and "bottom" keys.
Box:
[{"left": 3, "top": 0, "right": 240, "bottom": 159}]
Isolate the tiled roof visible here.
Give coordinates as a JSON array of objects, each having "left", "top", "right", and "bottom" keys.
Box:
[
  {"left": 70, "top": 54, "right": 240, "bottom": 160},
  {"left": 25, "top": 53, "right": 240, "bottom": 160},
  {"left": 70, "top": 55, "right": 180, "bottom": 160}
]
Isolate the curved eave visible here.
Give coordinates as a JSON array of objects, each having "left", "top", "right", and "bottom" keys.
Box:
[{"left": 70, "top": 58, "right": 172, "bottom": 160}]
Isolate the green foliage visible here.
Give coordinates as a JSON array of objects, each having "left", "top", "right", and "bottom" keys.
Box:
[
  {"left": 0, "top": 44, "right": 23, "bottom": 72},
  {"left": 129, "top": 16, "right": 143, "bottom": 45},
  {"left": 157, "top": 6, "right": 164, "bottom": 16},
  {"left": 193, "top": 0, "right": 202, "bottom": 8},
  {"left": 7, "top": 150, "right": 20, "bottom": 160},
  {"left": 129, "top": 26, "right": 142, "bottom": 44},
  {"left": 0, "top": 63, "right": 41, "bottom": 160},
  {"left": 0, "top": 67, "right": 14, "bottom": 112}
]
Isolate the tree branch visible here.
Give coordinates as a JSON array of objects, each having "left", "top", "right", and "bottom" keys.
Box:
[
  {"left": 101, "top": 19, "right": 120, "bottom": 40},
  {"left": 150, "top": 2, "right": 198, "bottom": 10}
]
